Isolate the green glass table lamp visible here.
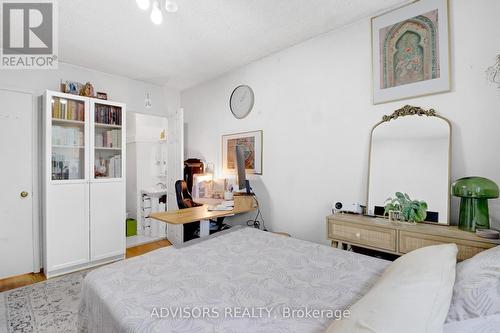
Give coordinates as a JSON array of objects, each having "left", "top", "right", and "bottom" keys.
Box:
[{"left": 452, "top": 177, "right": 499, "bottom": 232}]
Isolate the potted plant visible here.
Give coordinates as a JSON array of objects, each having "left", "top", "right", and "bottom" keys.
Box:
[{"left": 384, "top": 192, "right": 428, "bottom": 223}]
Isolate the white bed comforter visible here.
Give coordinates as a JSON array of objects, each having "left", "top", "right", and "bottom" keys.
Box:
[{"left": 78, "top": 227, "right": 389, "bottom": 333}]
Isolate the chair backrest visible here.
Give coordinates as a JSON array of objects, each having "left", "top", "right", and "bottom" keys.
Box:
[{"left": 175, "top": 180, "right": 200, "bottom": 209}]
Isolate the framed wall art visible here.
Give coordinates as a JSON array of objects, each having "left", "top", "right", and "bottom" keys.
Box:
[
  {"left": 372, "top": 0, "right": 450, "bottom": 104},
  {"left": 222, "top": 130, "right": 262, "bottom": 175}
]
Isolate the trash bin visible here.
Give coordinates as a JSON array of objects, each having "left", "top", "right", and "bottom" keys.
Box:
[{"left": 126, "top": 218, "right": 137, "bottom": 237}]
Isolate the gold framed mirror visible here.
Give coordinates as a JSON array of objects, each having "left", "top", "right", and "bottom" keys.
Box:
[{"left": 366, "top": 105, "right": 452, "bottom": 224}]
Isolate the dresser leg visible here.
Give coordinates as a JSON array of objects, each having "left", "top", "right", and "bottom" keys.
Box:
[{"left": 331, "top": 240, "right": 339, "bottom": 248}]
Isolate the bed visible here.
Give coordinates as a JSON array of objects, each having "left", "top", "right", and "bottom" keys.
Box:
[{"left": 78, "top": 227, "right": 390, "bottom": 332}]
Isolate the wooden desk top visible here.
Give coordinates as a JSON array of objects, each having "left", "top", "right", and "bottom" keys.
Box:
[{"left": 150, "top": 196, "right": 257, "bottom": 225}]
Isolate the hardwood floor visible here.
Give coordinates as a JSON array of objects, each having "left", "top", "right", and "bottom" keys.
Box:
[
  {"left": 0, "top": 239, "right": 171, "bottom": 293},
  {"left": 126, "top": 239, "right": 171, "bottom": 258},
  {"left": 0, "top": 272, "right": 46, "bottom": 293}
]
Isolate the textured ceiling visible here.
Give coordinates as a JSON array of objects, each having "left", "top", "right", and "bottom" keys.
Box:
[{"left": 59, "top": 0, "right": 409, "bottom": 90}]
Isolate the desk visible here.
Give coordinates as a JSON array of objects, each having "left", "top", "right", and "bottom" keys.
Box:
[{"left": 150, "top": 196, "right": 257, "bottom": 246}]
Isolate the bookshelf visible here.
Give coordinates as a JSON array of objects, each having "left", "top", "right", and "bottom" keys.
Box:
[
  {"left": 43, "top": 90, "right": 126, "bottom": 279},
  {"left": 92, "top": 102, "right": 124, "bottom": 180},
  {"left": 50, "top": 95, "right": 87, "bottom": 181}
]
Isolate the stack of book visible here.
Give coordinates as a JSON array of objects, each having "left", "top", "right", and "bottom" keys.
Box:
[
  {"left": 51, "top": 153, "right": 81, "bottom": 180},
  {"left": 95, "top": 129, "right": 121, "bottom": 148},
  {"left": 95, "top": 104, "right": 122, "bottom": 125},
  {"left": 52, "top": 98, "right": 84, "bottom": 121},
  {"left": 52, "top": 126, "right": 84, "bottom": 146},
  {"left": 95, "top": 155, "right": 121, "bottom": 178}
]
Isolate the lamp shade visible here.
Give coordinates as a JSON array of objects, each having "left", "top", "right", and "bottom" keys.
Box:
[
  {"left": 452, "top": 177, "right": 499, "bottom": 232},
  {"left": 452, "top": 177, "right": 499, "bottom": 198}
]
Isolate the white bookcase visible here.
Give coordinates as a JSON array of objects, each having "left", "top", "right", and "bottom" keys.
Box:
[{"left": 42, "top": 90, "right": 126, "bottom": 278}]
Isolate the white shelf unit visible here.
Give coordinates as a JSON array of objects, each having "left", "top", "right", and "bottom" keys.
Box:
[
  {"left": 139, "top": 190, "right": 167, "bottom": 238},
  {"left": 42, "top": 90, "right": 126, "bottom": 278}
]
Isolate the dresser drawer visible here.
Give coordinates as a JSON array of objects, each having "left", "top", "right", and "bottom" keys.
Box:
[
  {"left": 399, "top": 231, "right": 495, "bottom": 261},
  {"left": 328, "top": 220, "right": 396, "bottom": 252}
]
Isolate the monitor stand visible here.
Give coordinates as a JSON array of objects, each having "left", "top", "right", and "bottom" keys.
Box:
[{"left": 234, "top": 180, "right": 253, "bottom": 196}]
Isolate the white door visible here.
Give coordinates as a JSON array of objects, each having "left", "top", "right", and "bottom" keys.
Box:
[
  {"left": 167, "top": 108, "right": 184, "bottom": 211},
  {"left": 0, "top": 89, "right": 35, "bottom": 279}
]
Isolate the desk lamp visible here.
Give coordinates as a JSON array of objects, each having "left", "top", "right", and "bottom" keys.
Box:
[{"left": 452, "top": 177, "right": 499, "bottom": 232}]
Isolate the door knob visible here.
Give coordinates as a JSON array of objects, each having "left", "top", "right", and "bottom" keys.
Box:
[{"left": 20, "top": 191, "right": 28, "bottom": 198}]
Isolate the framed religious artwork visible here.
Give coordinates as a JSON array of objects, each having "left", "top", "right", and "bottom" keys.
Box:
[
  {"left": 371, "top": 0, "right": 450, "bottom": 104},
  {"left": 222, "top": 130, "right": 263, "bottom": 175}
]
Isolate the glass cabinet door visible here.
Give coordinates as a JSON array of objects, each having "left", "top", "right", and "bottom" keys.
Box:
[
  {"left": 51, "top": 96, "right": 86, "bottom": 180},
  {"left": 93, "top": 103, "right": 123, "bottom": 179}
]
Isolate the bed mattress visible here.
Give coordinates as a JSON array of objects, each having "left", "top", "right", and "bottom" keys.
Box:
[{"left": 78, "top": 227, "right": 390, "bottom": 333}]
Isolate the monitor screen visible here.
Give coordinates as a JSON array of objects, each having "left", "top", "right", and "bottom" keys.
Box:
[{"left": 235, "top": 145, "right": 247, "bottom": 190}]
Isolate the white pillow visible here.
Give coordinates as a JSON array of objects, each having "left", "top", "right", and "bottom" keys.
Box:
[
  {"left": 447, "top": 245, "right": 500, "bottom": 322},
  {"left": 443, "top": 314, "right": 500, "bottom": 333},
  {"left": 325, "top": 244, "right": 458, "bottom": 333}
]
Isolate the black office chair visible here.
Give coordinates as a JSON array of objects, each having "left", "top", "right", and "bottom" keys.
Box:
[
  {"left": 174, "top": 180, "right": 228, "bottom": 234},
  {"left": 175, "top": 180, "right": 202, "bottom": 209}
]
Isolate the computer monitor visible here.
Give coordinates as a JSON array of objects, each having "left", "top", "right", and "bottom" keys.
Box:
[{"left": 235, "top": 144, "right": 251, "bottom": 194}]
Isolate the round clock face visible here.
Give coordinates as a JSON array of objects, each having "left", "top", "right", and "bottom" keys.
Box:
[{"left": 230, "top": 85, "right": 254, "bottom": 119}]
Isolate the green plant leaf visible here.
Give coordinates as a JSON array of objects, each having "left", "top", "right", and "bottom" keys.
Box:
[{"left": 396, "top": 192, "right": 405, "bottom": 200}]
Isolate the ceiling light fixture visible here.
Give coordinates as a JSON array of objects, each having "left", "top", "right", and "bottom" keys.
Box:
[
  {"left": 164, "top": 0, "right": 178, "bottom": 13},
  {"left": 136, "top": 0, "right": 177, "bottom": 24},
  {"left": 136, "top": 0, "right": 150, "bottom": 11},
  {"left": 150, "top": 0, "right": 163, "bottom": 25}
]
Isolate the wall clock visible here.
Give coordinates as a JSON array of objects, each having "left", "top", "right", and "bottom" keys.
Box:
[{"left": 230, "top": 85, "right": 254, "bottom": 119}]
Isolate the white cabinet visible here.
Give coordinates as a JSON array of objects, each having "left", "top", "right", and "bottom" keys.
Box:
[
  {"left": 90, "top": 182, "right": 126, "bottom": 260},
  {"left": 45, "top": 183, "right": 89, "bottom": 271},
  {"left": 43, "top": 90, "right": 126, "bottom": 278}
]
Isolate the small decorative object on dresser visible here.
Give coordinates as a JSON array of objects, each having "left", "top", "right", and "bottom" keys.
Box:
[
  {"left": 384, "top": 192, "right": 428, "bottom": 223},
  {"left": 452, "top": 177, "right": 499, "bottom": 232},
  {"left": 476, "top": 229, "right": 500, "bottom": 239}
]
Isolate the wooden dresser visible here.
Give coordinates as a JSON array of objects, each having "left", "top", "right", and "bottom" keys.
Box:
[{"left": 327, "top": 214, "right": 499, "bottom": 261}]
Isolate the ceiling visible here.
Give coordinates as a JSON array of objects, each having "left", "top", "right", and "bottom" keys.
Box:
[{"left": 59, "top": 0, "right": 409, "bottom": 90}]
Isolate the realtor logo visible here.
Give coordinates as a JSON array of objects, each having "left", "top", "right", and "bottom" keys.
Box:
[{"left": 1, "top": 0, "right": 58, "bottom": 69}]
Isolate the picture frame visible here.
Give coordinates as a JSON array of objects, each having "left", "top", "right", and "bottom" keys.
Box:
[
  {"left": 96, "top": 92, "right": 108, "bottom": 100},
  {"left": 222, "top": 130, "right": 263, "bottom": 175},
  {"left": 371, "top": 0, "right": 450, "bottom": 104}
]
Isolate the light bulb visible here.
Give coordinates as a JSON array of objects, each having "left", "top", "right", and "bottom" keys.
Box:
[
  {"left": 150, "top": 1, "right": 163, "bottom": 24},
  {"left": 165, "top": 0, "right": 178, "bottom": 13},
  {"left": 136, "top": 0, "right": 150, "bottom": 10}
]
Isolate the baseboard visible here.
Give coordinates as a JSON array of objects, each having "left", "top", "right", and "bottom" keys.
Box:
[{"left": 44, "top": 254, "right": 125, "bottom": 279}]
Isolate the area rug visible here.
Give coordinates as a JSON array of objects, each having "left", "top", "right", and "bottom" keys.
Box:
[{"left": 0, "top": 270, "right": 89, "bottom": 333}]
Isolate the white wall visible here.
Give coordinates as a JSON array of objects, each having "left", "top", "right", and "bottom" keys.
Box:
[
  {"left": 0, "top": 62, "right": 179, "bottom": 116},
  {"left": 181, "top": 0, "right": 500, "bottom": 244},
  {"left": 126, "top": 113, "right": 168, "bottom": 223}
]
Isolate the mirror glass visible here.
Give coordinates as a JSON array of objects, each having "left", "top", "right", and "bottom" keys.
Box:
[{"left": 367, "top": 114, "right": 451, "bottom": 224}]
